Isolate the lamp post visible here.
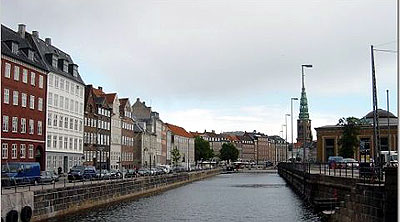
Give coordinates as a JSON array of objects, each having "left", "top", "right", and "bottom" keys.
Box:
[
  {"left": 285, "top": 114, "right": 290, "bottom": 162},
  {"left": 290, "top": 98, "right": 299, "bottom": 162},
  {"left": 386, "top": 89, "right": 391, "bottom": 164},
  {"left": 301, "top": 64, "right": 313, "bottom": 164}
]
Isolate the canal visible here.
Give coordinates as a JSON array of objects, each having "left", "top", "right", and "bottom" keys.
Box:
[{"left": 57, "top": 173, "right": 320, "bottom": 222}]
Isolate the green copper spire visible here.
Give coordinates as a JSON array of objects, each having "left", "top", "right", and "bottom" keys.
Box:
[{"left": 299, "top": 71, "right": 309, "bottom": 120}]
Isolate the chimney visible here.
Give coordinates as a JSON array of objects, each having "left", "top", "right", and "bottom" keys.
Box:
[
  {"left": 32, "top": 31, "right": 39, "bottom": 38},
  {"left": 45, "top": 38, "right": 51, "bottom": 45},
  {"left": 212, "top": 130, "right": 215, "bottom": 133},
  {"left": 136, "top": 98, "right": 140, "bottom": 102},
  {"left": 98, "top": 86, "right": 103, "bottom": 91},
  {"left": 18, "top": 24, "right": 26, "bottom": 38}
]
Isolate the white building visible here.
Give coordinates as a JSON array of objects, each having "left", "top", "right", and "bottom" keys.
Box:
[
  {"left": 165, "top": 123, "right": 195, "bottom": 169},
  {"left": 106, "top": 93, "right": 122, "bottom": 170},
  {"left": 33, "top": 37, "right": 85, "bottom": 173}
]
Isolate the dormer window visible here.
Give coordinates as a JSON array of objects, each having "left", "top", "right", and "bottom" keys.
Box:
[
  {"left": 27, "top": 49, "right": 34, "bottom": 61},
  {"left": 69, "top": 64, "right": 79, "bottom": 77},
  {"left": 11, "top": 42, "right": 18, "bottom": 54},
  {"left": 58, "top": 59, "right": 68, "bottom": 72}
]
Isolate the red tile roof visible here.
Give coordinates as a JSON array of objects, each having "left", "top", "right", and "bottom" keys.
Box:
[
  {"left": 105, "top": 93, "right": 116, "bottom": 104},
  {"left": 93, "top": 88, "right": 105, "bottom": 97},
  {"left": 166, "top": 123, "right": 193, "bottom": 138},
  {"left": 189, "top": 131, "right": 202, "bottom": 137}
]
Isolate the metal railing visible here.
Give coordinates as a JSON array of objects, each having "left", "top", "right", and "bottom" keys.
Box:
[
  {"left": 278, "top": 162, "right": 387, "bottom": 183},
  {"left": 1, "top": 167, "right": 218, "bottom": 194}
]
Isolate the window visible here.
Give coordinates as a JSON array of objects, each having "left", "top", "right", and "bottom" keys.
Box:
[
  {"left": 79, "top": 87, "right": 83, "bottom": 97},
  {"left": 65, "top": 98, "right": 69, "bottom": 110},
  {"left": 70, "top": 83, "right": 74, "bottom": 94},
  {"left": 69, "top": 138, "right": 73, "bottom": 150},
  {"left": 12, "top": 117, "right": 18, "bottom": 132},
  {"left": 47, "top": 135, "right": 51, "bottom": 148},
  {"left": 65, "top": 81, "right": 70, "bottom": 93},
  {"left": 64, "top": 137, "right": 68, "bottom": 150},
  {"left": 64, "top": 117, "right": 68, "bottom": 129},
  {"left": 2, "top": 116, "right": 9, "bottom": 132},
  {"left": 75, "top": 101, "right": 78, "bottom": 113},
  {"left": 21, "top": 118, "right": 26, "bottom": 133},
  {"left": 11, "top": 144, "right": 17, "bottom": 159},
  {"left": 48, "top": 92, "right": 53, "bottom": 106},
  {"left": 3, "top": 89, "right": 9, "bottom": 104},
  {"left": 75, "top": 85, "right": 79, "bottom": 96},
  {"left": 2, "top": 143, "right": 8, "bottom": 159},
  {"left": 39, "top": 75, "right": 44, "bottom": 88},
  {"left": 13, "top": 91, "right": 18, "bottom": 105},
  {"left": 59, "top": 136, "right": 63, "bottom": 149},
  {"left": 14, "top": 66, "right": 19, "bottom": 81},
  {"left": 29, "top": 119, "right": 34, "bottom": 134},
  {"left": 79, "top": 103, "right": 83, "bottom": 114},
  {"left": 48, "top": 113, "right": 52, "bottom": 127},
  {"left": 54, "top": 76, "right": 59, "bottom": 88},
  {"left": 60, "top": 78, "right": 64, "bottom": 90},
  {"left": 60, "top": 96, "right": 64, "bottom": 109},
  {"left": 4, "top": 63, "right": 11, "bottom": 78},
  {"left": 21, "top": 93, "right": 27, "bottom": 107},
  {"left": 28, "top": 145, "right": 33, "bottom": 159},
  {"left": 22, "top": 69, "right": 28, "bottom": 83},
  {"left": 48, "top": 74, "right": 53, "bottom": 86},
  {"left": 74, "top": 138, "right": 78, "bottom": 150},
  {"left": 53, "top": 114, "right": 58, "bottom": 127},
  {"left": 74, "top": 119, "right": 78, "bottom": 131},
  {"left": 54, "top": 94, "right": 58, "bottom": 107},
  {"left": 69, "top": 118, "right": 73, "bottom": 129},
  {"left": 70, "top": 100, "right": 74, "bottom": 112},
  {"left": 53, "top": 136, "right": 57, "bottom": 148},
  {"left": 79, "top": 120, "right": 82, "bottom": 132},
  {"left": 59, "top": 116, "right": 63, "bottom": 128},
  {"left": 20, "top": 144, "right": 26, "bottom": 158},
  {"left": 38, "top": 98, "right": 43, "bottom": 111},
  {"left": 37, "top": 121, "right": 42, "bottom": 135},
  {"left": 29, "top": 95, "right": 35, "bottom": 109},
  {"left": 11, "top": 42, "right": 18, "bottom": 54},
  {"left": 30, "top": 72, "right": 35, "bottom": 86}
]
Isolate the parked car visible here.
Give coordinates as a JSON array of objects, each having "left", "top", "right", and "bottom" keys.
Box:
[
  {"left": 138, "top": 168, "right": 151, "bottom": 176},
  {"left": 265, "top": 161, "right": 273, "bottom": 167},
  {"left": 1, "top": 162, "right": 41, "bottom": 186},
  {"left": 68, "top": 166, "right": 97, "bottom": 181},
  {"left": 39, "top": 171, "right": 59, "bottom": 184},
  {"left": 328, "top": 156, "right": 344, "bottom": 169},
  {"left": 125, "top": 169, "right": 137, "bottom": 178},
  {"left": 110, "top": 170, "right": 123, "bottom": 179},
  {"left": 342, "top": 158, "right": 359, "bottom": 168},
  {"left": 96, "top": 169, "right": 111, "bottom": 180}
]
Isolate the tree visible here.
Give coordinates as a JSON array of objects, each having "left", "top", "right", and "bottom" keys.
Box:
[
  {"left": 337, "top": 117, "right": 362, "bottom": 158},
  {"left": 171, "top": 146, "right": 181, "bottom": 167},
  {"left": 219, "top": 143, "right": 239, "bottom": 163},
  {"left": 194, "top": 137, "right": 214, "bottom": 163}
]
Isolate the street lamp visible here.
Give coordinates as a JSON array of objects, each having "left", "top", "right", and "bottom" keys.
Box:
[
  {"left": 290, "top": 97, "right": 299, "bottom": 162},
  {"left": 285, "top": 114, "right": 290, "bottom": 162},
  {"left": 301, "top": 64, "right": 313, "bottom": 164}
]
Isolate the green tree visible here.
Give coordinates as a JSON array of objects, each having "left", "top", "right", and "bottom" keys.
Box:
[
  {"left": 171, "top": 146, "right": 181, "bottom": 167},
  {"left": 337, "top": 117, "right": 362, "bottom": 158},
  {"left": 194, "top": 137, "right": 214, "bottom": 163},
  {"left": 219, "top": 143, "right": 239, "bottom": 163}
]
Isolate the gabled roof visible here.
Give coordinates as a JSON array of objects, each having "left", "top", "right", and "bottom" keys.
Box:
[
  {"left": 1, "top": 25, "right": 47, "bottom": 71},
  {"left": 119, "top": 98, "right": 129, "bottom": 107},
  {"left": 190, "top": 131, "right": 202, "bottom": 137},
  {"left": 166, "top": 123, "right": 193, "bottom": 138},
  {"left": 105, "top": 93, "right": 117, "bottom": 104}
]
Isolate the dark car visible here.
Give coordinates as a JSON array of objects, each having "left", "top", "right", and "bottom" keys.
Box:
[
  {"left": 39, "top": 171, "right": 58, "bottom": 184},
  {"left": 68, "top": 166, "right": 97, "bottom": 182},
  {"left": 138, "top": 168, "right": 151, "bottom": 176},
  {"left": 110, "top": 170, "right": 123, "bottom": 179},
  {"left": 2, "top": 162, "right": 41, "bottom": 186},
  {"left": 125, "top": 169, "right": 137, "bottom": 178},
  {"left": 265, "top": 161, "right": 273, "bottom": 167},
  {"left": 328, "top": 156, "right": 344, "bottom": 169}
]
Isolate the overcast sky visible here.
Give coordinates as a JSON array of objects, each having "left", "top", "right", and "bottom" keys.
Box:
[{"left": 2, "top": 0, "right": 397, "bottom": 141}]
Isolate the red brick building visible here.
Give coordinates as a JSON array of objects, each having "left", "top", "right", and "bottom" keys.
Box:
[{"left": 1, "top": 24, "right": 48, "bottom": 169}]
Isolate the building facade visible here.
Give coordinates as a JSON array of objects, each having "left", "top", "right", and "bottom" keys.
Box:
[
  {"left": 83, "top": 85, "right": 112, "bottom": 170},
  {"left": 316, "top": 109, "right": 398, "bottom": 162},
  {"left": 119, "top": 98, "right": 135, "bottom": 169},
  {"left": 31, "top": 28, "right": 85, "bottom": 173},
  {"left": 106, "top": 93, "right": 122, "bottom": 170},
  {"left": 165, "top": 123, "right": 195, "bottom": 169},
  {"left": 1, "top": 24, "right": 48, "bottom": 170}
]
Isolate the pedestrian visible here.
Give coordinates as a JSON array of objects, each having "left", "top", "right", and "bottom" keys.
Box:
[{"left": 58, "top": 167, "right": 62, "bottom": 176}]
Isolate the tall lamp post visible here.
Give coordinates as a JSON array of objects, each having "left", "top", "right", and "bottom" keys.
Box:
[
  {"left": 290, "top": 98, "right": 299, "bottom": 162},
  {"left": 301, "top": 64, "right": 313, "bottom": 164},
  {"left": 285, "top": 114, "right": 290, "bottom": 162}
]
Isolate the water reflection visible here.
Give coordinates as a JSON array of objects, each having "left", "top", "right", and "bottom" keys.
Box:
[{"left": 58, "top": 173, "right": 320, "bottom": 222}]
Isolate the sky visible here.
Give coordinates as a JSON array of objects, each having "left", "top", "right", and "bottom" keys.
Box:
[{"left": 2, "top": 0, "right": 397, "bottom": 142}]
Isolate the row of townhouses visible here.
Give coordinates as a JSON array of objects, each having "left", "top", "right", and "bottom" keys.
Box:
[
  {"left": 1, "top": 24, "right": 195, "bottom": 173},
  {"left": 191, "top": 130, "right": 288, "bottom": 164}
]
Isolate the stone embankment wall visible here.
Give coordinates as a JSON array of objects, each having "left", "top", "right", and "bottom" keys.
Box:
[
  {"left": 30, "top": 169, "right": 220, "bottom": 222},
  {"left": 277, "top": 164, "right": 397, "bottom": 222}
]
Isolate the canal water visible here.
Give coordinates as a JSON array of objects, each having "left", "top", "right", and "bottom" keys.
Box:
[{"left": 59, "top": 173, "right": 320, "bottom": 222}]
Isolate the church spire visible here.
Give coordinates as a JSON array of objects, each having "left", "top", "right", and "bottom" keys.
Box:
[{"left": 299, "top": 65, "right": 311, "bottom": 120}]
